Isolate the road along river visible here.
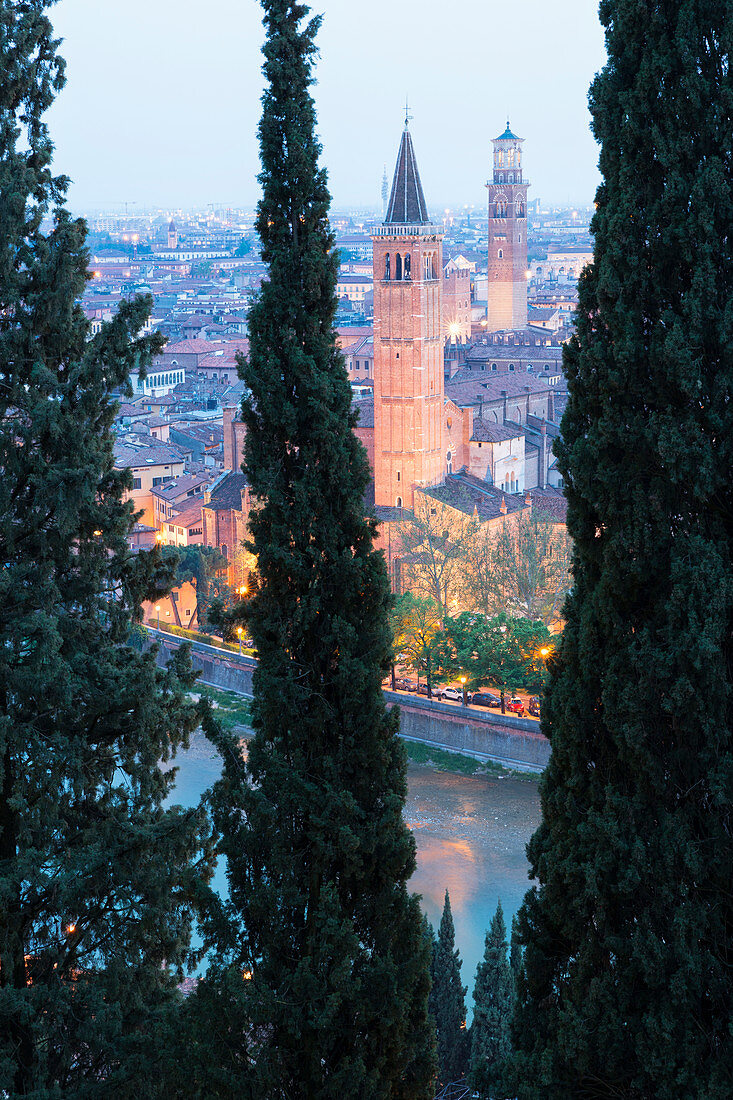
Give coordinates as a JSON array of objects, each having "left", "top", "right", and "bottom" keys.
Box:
[{"left": 165, "top": 729, "right": 541, "bottom": 1010}]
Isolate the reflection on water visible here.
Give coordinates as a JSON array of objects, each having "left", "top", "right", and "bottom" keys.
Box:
[
  {"left": 165, "top": 732, "right": 541, "bottom": 1008},
  {"left": 406, "top": 766, "right": 541, "bottom": 1008}
]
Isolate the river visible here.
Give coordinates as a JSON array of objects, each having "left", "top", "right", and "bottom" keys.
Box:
[{"left": 166, "top": 730, "right": 541, "bottom": 1009}]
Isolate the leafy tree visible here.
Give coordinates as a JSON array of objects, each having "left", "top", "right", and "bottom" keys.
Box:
[
  {"left": 234, "top": 235, "right": 252, "bottom": 257},
  {"left": 398, "top": 493, "right": 477, "bottom": 612},
  {"left": 195, "top": 2, "right": 437, "bottom": 1096},
  {"left": 433, "top": 891, "right": 469, "bottom": 1087},
  {"left": 463, "top": 507, "right": 572, "bottom": 625},
  {"left": 394, "top": 593, "right": 446, "bottom": 699},
  {"left": 448, "top": 613, "right": 551, "bottom": 712},
  {"left": 469, "top": 901, "right": 514, "bottom": 1100},
  {"left": 513, "top": 2, "right": 733, "bottom": 1097},
  {"left": 163, "top": 543, "right": 228, "bottom": 628},
  {"left": 0, "top": 6, "right": 213, "bottom": 1093}
]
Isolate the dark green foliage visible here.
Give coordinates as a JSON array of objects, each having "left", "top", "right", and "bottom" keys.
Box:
[
  {"left": 196, "top": 2, "right": 436, "bottom": 1096},
  {"left": 432, "top": 891, "right": 469, "bottom": 1086},
  {"left": 514, "top": 2, "right": 733, "bottom": 1097},
  {"left": 469, "top": 901, "right": 514, "bottom": 1100},
  {"left": 445, "top": 612, "right": 551, "bottom": 708},
  {"left": 509, "top": 913, "right": 522, "bottom": 985},
  {"left": 0, "top": 3, "right": 214, "bottom": 1094}
]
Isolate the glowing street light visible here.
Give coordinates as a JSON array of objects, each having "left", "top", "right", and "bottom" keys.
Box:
[
  {"left": 237, "top": 626, "right": 243, "bottom": 655},
  {"left": 459, "top": 675, "right": 468, "bottom": 708},
  {"left": 155, "top": 604, "right": 160, "bottom": 629}
]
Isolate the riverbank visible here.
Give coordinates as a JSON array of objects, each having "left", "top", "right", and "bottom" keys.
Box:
[
  {"left": 405, "top": 740, "right": 541, "bottom": 782},
  {"left": 193, "top": 686, "right": 540, "bottom": 783}
]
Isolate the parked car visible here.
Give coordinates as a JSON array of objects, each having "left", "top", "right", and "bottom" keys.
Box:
[
  {"left": 402, "top": 679, "right": 418, "bottom": 692},
  {"left": 417, "top": 683, "right": 438, "bottom": 697},
  {"left": 506, "top": 697, "right": 526, "bottom": 716},
  {"left": 528, "top": 696, "right": 541, "bottom": 717},
  {"left": 439, "top": 686, "right": 465, "bottom": 702},
  {"left": 471, "top": 692, "right": 501, "bottom": 708}
]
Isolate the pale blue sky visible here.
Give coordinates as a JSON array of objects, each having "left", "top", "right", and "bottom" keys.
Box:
[{"left": 48, "top": 0, "right": 607, "bottom": 212}]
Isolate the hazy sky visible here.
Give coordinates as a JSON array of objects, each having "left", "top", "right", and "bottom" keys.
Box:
[{"left": 48, "top": 0, "right": 607, "bottom": 213}]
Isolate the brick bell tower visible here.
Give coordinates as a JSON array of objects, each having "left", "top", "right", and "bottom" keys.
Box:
[
  {"left": 372, "top": 121, "right": 445, "bottom": 509},
  {"left": 486, "top": 121, "right": 529, "bottom": 331}
]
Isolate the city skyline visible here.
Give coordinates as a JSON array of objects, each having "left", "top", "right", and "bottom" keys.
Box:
[{"left": 49, "top": 0, "right": 606, "bottom": 211}]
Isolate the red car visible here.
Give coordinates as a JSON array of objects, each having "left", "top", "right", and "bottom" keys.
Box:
[{"left": 506, "top": 697, "right": 526, "bottom": 716}]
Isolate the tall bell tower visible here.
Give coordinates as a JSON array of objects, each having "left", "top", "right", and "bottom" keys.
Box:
[
  {"left": 371, "top": 122, "right": 445, "bottom": 509},
  {"left": 486, "top": 121, "right": 529, "bottom": 331}
]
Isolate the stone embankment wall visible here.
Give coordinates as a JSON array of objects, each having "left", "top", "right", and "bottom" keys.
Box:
[{"left": 151, "top": 630, "right": 550, "bottom": 774}]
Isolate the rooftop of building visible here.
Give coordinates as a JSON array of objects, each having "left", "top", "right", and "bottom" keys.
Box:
[
  {"left": 150, "top": 471, "right": 217, "bottom": 502},
  {"left": 470, "top": 419, "right": 524, "bottom": 443},
  {"left": 384, "top": 123, "right": 430, "bottom": 226},
  {"left": 353, "top": 397, "right": 374, "bottom": 430},
  {"left": 445, "top": 370, "right": 554, "bottom": 406},
  {"left": 204, "top": 471, "right": 248, "bottom": 512},
  {"left": 527, "top": 485, "right": 568, "bottom": 522},
  {"left": 164, "top": 503, "right": 203, "bottom": 529},
  {"left": 113, "top": 438, "right": 186, "bottom": 469},
  {"left": 419, "top": 472, "right": 529, "bottom": 522}
]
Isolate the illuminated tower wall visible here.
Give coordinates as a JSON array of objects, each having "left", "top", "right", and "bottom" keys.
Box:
[
  {"left": 486, "top": 122, "right": 529, "bottom": 331},
  {"left": 372, "top": 125, "right": 445, "bottom": 509}
]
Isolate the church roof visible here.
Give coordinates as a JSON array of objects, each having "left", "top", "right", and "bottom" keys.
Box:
[
  {"left": 496, "top": 121, "right": 521, "bottom": 141},
  {"left": 385, "top": 125, "right": 430, "bottom": 226}
]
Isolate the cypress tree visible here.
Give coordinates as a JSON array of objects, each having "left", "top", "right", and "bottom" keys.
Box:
[
  {"left": 199, "top": 2, "right": 436, "bottom": 1095},
  {"left": 514, "top": 2, "right": 733, "bottom": 1097},
  {"left": 432, "top": 891, "right": 469, "bottom": 1086},
  {"left": 509, "top": 913, "right": 522, "bottom": 986},
  {"left": 0, "top": 4, "right": 213, "bottom": 1093},
  {"left": 469, "top": 901, "right": 513, "bottom": 1100}
]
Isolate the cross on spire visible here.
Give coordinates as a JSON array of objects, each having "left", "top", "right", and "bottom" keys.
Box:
[{"left": 404, "top": 96, "right": 412, "bottom": 128}]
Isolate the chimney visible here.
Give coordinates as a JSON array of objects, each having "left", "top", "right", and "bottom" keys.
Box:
[
  {"left": 501, "top": 389, "right": 508, "bottom": 423},
  {"left": 500, "top": 496, "right": 507, "bottom": 515},
  {"left": 525, "top": 489, "right": 532, "bottom": 506}
]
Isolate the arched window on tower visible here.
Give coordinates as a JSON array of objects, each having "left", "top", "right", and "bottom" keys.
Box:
[
  {"left": 517, "top": 198, "right": 525, "bottom": 217},
  {"left": 508, "top": 172, "right": 514, "bottom": 184},
  {"left": 396, "top": 496, "right": 403, "bottom": 509},
  {"left": 431, "top": 253, "right": 437, "bottom": 279},
  {"left": 404, "top": 253, "right": 411, "bottom": 280},
  {"left": 385, "top": 253, "right": 390, "bottom": 280},
  {"left": 395, "top": 253, "right": 402, "bottom": 280},
  {"left": 446, "top": 450, "right": 453, "bottom": 475},
  {"left": 498, "top": 249, "right": 503, "bottom": 259}
]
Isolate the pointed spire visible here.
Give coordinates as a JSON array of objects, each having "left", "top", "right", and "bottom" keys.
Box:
[{"left": 384, "top": 123, "right": 430, "bottom": 226}]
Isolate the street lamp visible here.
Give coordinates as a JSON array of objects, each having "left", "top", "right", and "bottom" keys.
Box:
[
  {"left": 460, "top": 675, "right": 468, "bottom": 708},
  {"left": 237, "top": 626, "right": 243, "bottom": 655},
  {"left": 155, "top": 604, "right": 160, "bottom": 629}
]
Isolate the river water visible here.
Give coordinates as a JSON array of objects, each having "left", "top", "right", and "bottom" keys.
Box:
[{"left": 166, "top": 730, "right": 541, "bottom": 1008}]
